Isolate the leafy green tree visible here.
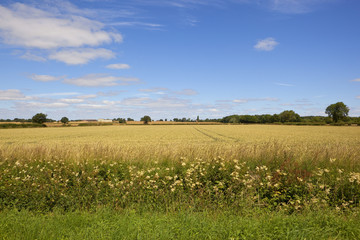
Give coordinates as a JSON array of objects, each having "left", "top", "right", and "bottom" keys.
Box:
[
  {"left": 141, "top": 115, "right": 151, "bottom": 124},
  {"left": 279, "top": 110, "right": 301, "bottom": 123},
  {"left": 325, "top": 102, "right": 349, "bottom": 123},
  {"left": 32, "top": 113, "right": 47, "bottom": 124},
  {"left": 60, "top": 117, "right": 69, "bottom": 124}
]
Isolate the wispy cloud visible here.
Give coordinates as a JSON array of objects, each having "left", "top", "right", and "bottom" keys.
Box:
[
  {"left": 77, "top": 94, "right": 97, "bottom": 99},
  {"left": 63, "top": 74, "right": 140, "bottom": 87},
  {"left": 139, "top": 88, "right": 169, "bottom": 94},
  {"left": 59, "top": 98, "right": 84, "bottom": 103},
  {"left": 267, "top": 0, "right": 331, "bottom": 14},
  {"left": 97, "top": 91, "right": 124, "bottom": 96},
  {"left": 20, "top": 51, "right": 47, "bottom": 62},
  {"left": 254, "top": 37, "right": 279, "bottom": 51},
  {"left": 274, "top": 82, "right": 295, "bottom": 87},
  {"left": 0, "top": 89, "right": 31, "bottom": 100},
  {"left": 29, "top": 74, "right": 65, "bottom": 82},
  {"left": 233, "top": 97, "right": 279, "bottom": 103},
  {"left": 31, "top": 92, "right": 80, "bottom": 97},
  {"left": 49, "top": 48, "right": 115, "bottom": 65},
  {"left": 174, "top": 89, "right": 198, "bottom": 96},
  {"left": 110, "top": 21, "right": 163, "bottom": 29},
  {"left": 106, "top": 63, "right": 131, "bottom": 69},
  {"left": 351, "top": 78, "right": 360, "bottom": 82}
]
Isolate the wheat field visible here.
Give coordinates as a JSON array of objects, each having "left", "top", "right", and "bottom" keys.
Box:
[
  {"left": 1, "top": 125, "right": 359, "bottom": 165},
  {"left": 1, "top": 125, "right": 360, "bottom": 213}
]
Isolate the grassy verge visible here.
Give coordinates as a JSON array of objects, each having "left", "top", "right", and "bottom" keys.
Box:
[
  {"left": 1, "top": 156, "right": 360, "bottom": 213},
  {"left": 1, "top": 208, "right": 359, "bottom": 240}
]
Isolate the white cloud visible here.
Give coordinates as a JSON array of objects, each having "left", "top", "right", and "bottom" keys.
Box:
[
  {"left": 77, "top": 94, "right": 97, "bottom": 99},
  {"left": 233, "top": 97, "right": 279, "bottom": 103},
  {"left": 0, "top": 89, "right": 31, "bottom": 100},
  {"left": 106, "top": 63, "right": 131, "bottom": 69},
  {"left": 98, "top": 91, "right": 124, "bottom": 96},
  {"left": 268, "top": 0, "right": 328, "bottom": 14},
  {"left": 111, "top": 22, "right": 163, "bottom": 28},
  {"left": 0, "top": 3, "right": 122, "bottom": 49},
  {"left": 356, "top": 96, "right": 360, "bottom": 99},
  {"left": 233, "top": 99, "right": 248, "bottom": 103},
  {"left": 29, "top": 74, "right": 64, "bottom": 82},
  {"left": 63, "top": 74, "right": 140, "bottom": 87},
  {"left": 352, "top": 78, "right": 360, "bottom": 82},
  {"left": 20, "top": 51, "right": 46, "bottom": 62},
  {"left": 139, "top": 88, "right": 169, "bottom": 93},
  {"left": 254, "top": 37, "right": 278, "bottom": 51},
  {"left": 22, "top": 102, "right": 69, "bottom": 108},
  {"left": 49, "top": 48, "right": 115, "bottom": 65},
  {"left": 32, "top": 92, "right": 79, "bottom": 97},
  {"left": 60, "top": 98, "right": 84, "bottom": 103},
  {"left": 78, "top": 104, "right": 110, "bottom": 109}
]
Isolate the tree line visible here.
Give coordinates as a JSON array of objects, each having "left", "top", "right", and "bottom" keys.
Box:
[{"left": 1, "top": 102, "right": 359, "bottom": 125}]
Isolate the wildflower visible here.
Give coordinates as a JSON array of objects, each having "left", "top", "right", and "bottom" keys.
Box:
[{"left": 330, "top": 158, "right": 336, "bottom": 163}]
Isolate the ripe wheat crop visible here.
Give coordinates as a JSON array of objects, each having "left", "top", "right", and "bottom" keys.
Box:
[{"left": 1, "top": 125, "right": 359, "bottom": 212}]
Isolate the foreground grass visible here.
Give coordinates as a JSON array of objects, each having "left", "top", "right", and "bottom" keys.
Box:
[{"left": 1, "top": 208, "right": 359, "bottom": 240}]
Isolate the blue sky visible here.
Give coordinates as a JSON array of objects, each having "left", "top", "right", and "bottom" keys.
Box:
[{"left": 0, "top": 0, "right": 359, "bottom": 120}]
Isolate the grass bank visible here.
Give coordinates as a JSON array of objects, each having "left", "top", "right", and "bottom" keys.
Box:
[{"left": 1, "top": 208, "right": 359, "bottom": 240}]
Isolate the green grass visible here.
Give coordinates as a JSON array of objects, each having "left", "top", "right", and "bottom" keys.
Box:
[{"left": 1, "top": 208, "right": 359, "bottom": 240}]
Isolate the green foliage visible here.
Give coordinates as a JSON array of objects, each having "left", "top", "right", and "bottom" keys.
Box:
[
  {"left": 279, "top": 110, "right": 301, "bottom": 123},
  {"left": 1, "top": 209, "right": 360, "bottom": 240},
  {"left": 326, "top": 102, "right": 349, "bottom": 123},
  {"left": 32, "top": 113, "right": 47, "bottom": 124},
  {"left": 141, "top": 115, "right": 151, "bottom": 124},
  {"left": 60, "top": 117, "right": 69, "bottom": 124},
  {"left": 1, "top": 156, "right": 359, "bottom": 213}
]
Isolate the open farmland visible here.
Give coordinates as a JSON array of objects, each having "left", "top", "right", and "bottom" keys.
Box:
[
  {"left": 1, "top": 125, "right": 360, "bottom": 164},
  {"left": 1, "top": 125, "right": 360, "bottom": 239}
]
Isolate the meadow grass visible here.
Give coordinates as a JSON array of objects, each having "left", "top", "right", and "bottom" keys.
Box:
[
  {"left": 1, "top": 208, "right": 359, "bottom": 240},
  {"left": 1, "top": 125, "right": 360, "bottom": 238}
]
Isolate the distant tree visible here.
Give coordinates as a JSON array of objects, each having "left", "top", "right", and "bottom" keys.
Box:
[
  {"left": 141, "top": 115, "right": 151, "bottom": 124},
  {"left": 127, "top": 118, "right": 134, "bottom": 122},
  {"left": 279, "top": 110, "right": 301, "bottom": 123},
  {"left": 32, "top": 113, "right": 47, "bottom": 124},
  {"left": 60, "top": 117, "right": 69, "bottom": 124},
  {"left": 116, "top": 118, "right": 126, "bottom": 123},
  {"left": 325, "top": 102, "right": 349, "bottom": 123}
]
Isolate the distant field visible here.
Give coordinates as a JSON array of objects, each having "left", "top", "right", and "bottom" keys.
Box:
[
  {"left": 1, "top": 125, "right": 360, "bottom": 238},
  {"left": 1, "top": 125, "right": 359, "bottom": 163}
]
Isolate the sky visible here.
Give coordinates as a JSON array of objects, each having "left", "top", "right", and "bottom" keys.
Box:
[{"left": 0, "top": 0, "right": 359, "bottom": 120}]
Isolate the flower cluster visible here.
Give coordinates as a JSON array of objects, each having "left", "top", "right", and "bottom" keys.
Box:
[{"left": 0, "top": 156, "right": 359, "bottom": 213}]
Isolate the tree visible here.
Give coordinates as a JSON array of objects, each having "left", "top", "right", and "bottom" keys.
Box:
[
  {"left": 60, "top": 117, "right": 69, "bottom": 124},
  {"left": 32, "top": 113, "right": 47, "bottom": 124},
  {"left": 279, "top": 110, "right": 301, "bottom": 123},
  {"left": 325, "top": 102, "right": 349, "bottom": 123},
  {"left": 141, "top": 115, "right": 151, "bottom": 124}
]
